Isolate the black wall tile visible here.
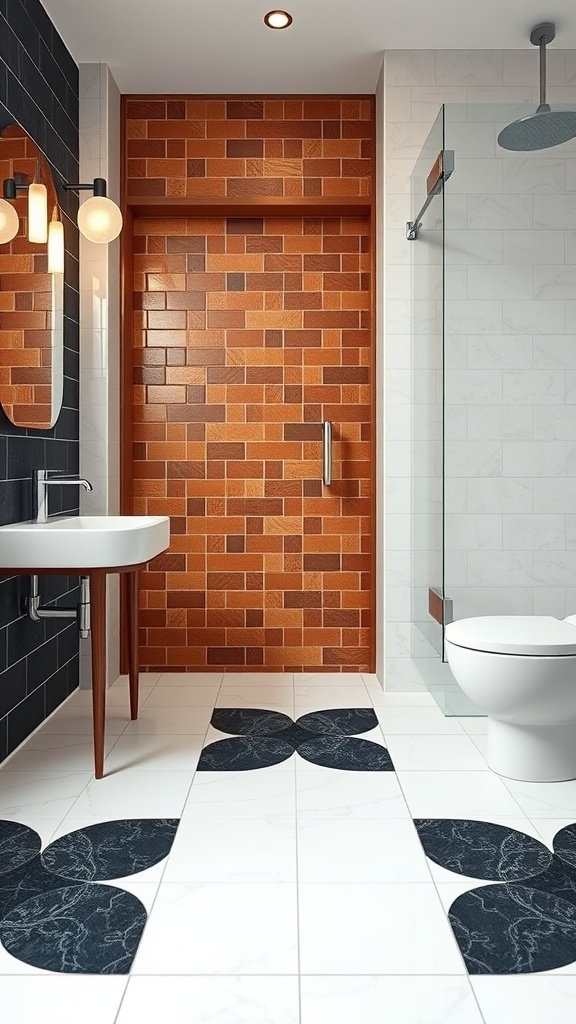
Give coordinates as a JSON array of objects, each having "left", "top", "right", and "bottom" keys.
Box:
[{"left": 0, "top": 2, "right": 79, "bottom": 762}]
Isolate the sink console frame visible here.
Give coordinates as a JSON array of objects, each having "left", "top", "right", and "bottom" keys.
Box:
[{"left": 0, "top": 562, "right": 143, "bottom": 779}]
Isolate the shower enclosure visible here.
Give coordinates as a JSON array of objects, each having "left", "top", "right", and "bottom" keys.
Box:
[{"left": 410, "top": 102, "right": 576, "bottom": 714}]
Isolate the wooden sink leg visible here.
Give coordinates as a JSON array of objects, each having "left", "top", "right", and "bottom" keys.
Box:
[
  {"left": 127, "top": 569, "right": 140, "bottom": 720},
  {"left": 90, "top": 570, "right": 106, "bottom": 779}
]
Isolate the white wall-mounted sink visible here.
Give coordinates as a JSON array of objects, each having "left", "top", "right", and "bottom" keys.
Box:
[{"left": 0, "top": 515, "right": 170, "bottom": 570}]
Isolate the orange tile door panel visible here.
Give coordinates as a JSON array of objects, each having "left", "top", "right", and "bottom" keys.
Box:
[{"left": 132, "top": 215, "right": 372, "bottom": 672}]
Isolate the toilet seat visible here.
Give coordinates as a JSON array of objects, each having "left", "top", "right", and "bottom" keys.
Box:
[{"left": 445, "top": 615, "right": 576, "bottom": 657}]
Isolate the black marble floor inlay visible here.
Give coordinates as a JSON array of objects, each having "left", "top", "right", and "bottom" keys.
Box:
[
  {"left": 0, "top": 818, "right": 179, "bottom": 974},
  {"left": 414, "top": 818, "right": 553, "bottom": 882},
  {"left": 415, "top": 817, "right": 576, "bottom": 974},
  {"left": 198, "top": 707, "right": 393, "bottom": 771}
]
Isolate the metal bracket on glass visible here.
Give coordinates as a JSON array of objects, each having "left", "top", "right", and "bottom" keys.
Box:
[
  {"left": 406, "top": 149, "right": 454, "bottom": 241},
  {"left": 428, "top": 586, "right": 453, "bottom": 626}
]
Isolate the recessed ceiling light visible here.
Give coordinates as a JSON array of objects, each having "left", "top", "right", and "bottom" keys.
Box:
[{"left": 264, "top": 10, "right": 293, "bottom": 29}]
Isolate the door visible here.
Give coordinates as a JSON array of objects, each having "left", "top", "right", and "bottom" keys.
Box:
[{"left": 131, "top": 212, "right": 374, "bottom": 672}]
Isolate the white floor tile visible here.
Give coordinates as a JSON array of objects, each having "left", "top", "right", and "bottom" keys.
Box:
[
  {"left": 502, "top": 778, "right": 576, "bottom": 818},
  {"left": 0, "top": 770, "right": 91, "bottom": 818},
  {"left": 122, "top": 705, "right": 214, "bottom": 735},
  {"left": 298, "top": 672, "right": 366, "bottom": 686},
  {"left": 133, "top": 883, "right": 298, "bottom": 974},
  {"left": 223, "top": 672, "right": 294, "bottom": 686},
  {"left": 300, "top": 976, "right": 483, "bottom": 1024},
  {"left": 458, "top": 715, "right": 488, "bottom": 735},
  {"left": 111, "top": 673, "right": 162, "bottom": 688},
  {"left": 163, "top": 817, "right": 296, "bottom": 883},
  {"left": 471, "top": 734, "right": 488, "bottom": 756},
  {"left": 143, "top": 685, "right": 220, "bottom": 707},
  {"left": 299, "top": 883, "right": 464, "bottom": 974},
  {"left": 378, "top": 707, "right": 466, "bottom": 735},
  {"left": 216, "top": 686, "right": 294, "bottom": 711},
  {"left": 118, "top": 976, "right": 299, "bottom": 1024},
  {"left": 0, "top": 815, "right": 63, "bottom": 845},
  {"left": 529, "top": 818, "right": 576, "bottom": 848},
  {"left": 365, "top": 689, "right": 437, "bottom": 707},
  {"left": 157, "top": 672, "right": 224, "bottom": 686},
  {"left": 297, "top": 818, "right": 431, "bottom": 882},
  {"left": 104, "top": 734, "right": 206, "bottom": 772},
  {"left": 4, "top": 734, "right": 117, "bottom": 772},
  {"left": 294, "top": 685, "right": 369, "bottom": 709},
  {"left": 296, "top": 768, "right": 410, "bottom": 819},
  {"left": 0, "top": 977, "right": 127, "bottom": 1021},
  {"left": 70, "top": 770, "right": 193, "bottom": 818},
  {"left": 472, "top": 975, "right": 576, "bottom": 1023},
  {"left": 385, "top": 734, "right": 488, "bottom": 772},
  {"left": 397, "top": 770, "right": 526, "bottom": 818},
  {"left": 183, "top": 770, "right": 296, "bottom": 819},
  {"left": 39, "top": 711, "right": 128, "bottom": 736}
]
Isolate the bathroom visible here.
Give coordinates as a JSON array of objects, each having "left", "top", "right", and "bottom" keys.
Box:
[{"left": 1, "top": 0, "right": 576, "bottom": 1020}]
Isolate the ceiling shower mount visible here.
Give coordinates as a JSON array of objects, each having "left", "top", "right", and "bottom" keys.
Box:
[{"left": 497, "top": 21, "right": 576, "bottom": 151}]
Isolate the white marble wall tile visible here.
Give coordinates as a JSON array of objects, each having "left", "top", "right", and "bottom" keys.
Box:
[
  {"left": 445, "top": 229, "right": 503, "bottom": 266},
  {"left": 533, "top": 478, "right": 576, "bottom": 513},
  {"left": 468, "top": 405, "right": 533, "bottom": 440},
  {"left": 444, "top": 514, "right": 503, "bottom": 550},
  {"left": 534, "top": 195, "right": 576, "bottom": 228},
  {"left": 449, "top": 159, "right": 503, "bottom": 195},
  {"left": 445, "top": 300, "right": 503, "bottom": 334},
  {"left": 468, "top": 264, "right": 533, "bottom": 300},
  {"left": 467, "top": 335, "right": 532, "bottom": 369},
  {"left": 533, "top": 265, "right": 576, "bottom": 299},
  {"left": 385, "top": 50, "right": 436, "bottom": 87},
  {"left": 385, "top": 87, "right": 412, "bottom": 121},
  {"left": 502, "top": 300, "right": 565, "bottom": 334},
  {"left": 468, "top": 550, "right": 534, "bottom": 586},
  {"left": 467, "top": 478, "right": 533, "bottom": 513},
  {"left": 503, "top": 369, "right": 565, "bottom": 404},
  {"left": 503, "top": 441, "right": 566, "bottom": 477},
  {"left": 532, "top": 588, "right": 568, "bottom": 617},
  {"left": 533, "top": 406, "right": 576, "bottom": 439},
  {"left": 444, "top": 121, "right": 497, "bottom": 158},
  {"left": 503, "top": 49, "right": 566, "bottom": 87},
  {"left": 533, "top": 551, "right": 576, "bottom": 586},
  {"left": 467, "top": 195, "right": 533, "bottom": 229},
  {"left": 503, "top": 229, "right": 564, "bottom": 264},
  {"left": 444, "top": 441, "right": 502, "bottom": 477},
  {"left": 445, "top": 370, "right": 503, "bottom": 404},
  {"left": 435, "top": 51, "right": 502, "bottom": 87},
  {"left": 503, "top": 514, "right": 566, "bottom": 551},
  {"left": 503, "top": 157, "right": 566, "bottom": 194}
]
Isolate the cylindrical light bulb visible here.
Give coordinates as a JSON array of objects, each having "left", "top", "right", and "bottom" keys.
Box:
[
  {"left": 77, "top": 195, "right": 123, "bottom": 243},
  {"left": 0, "top": 199, "right": 19, "bottom": 243},
  {"left": 48, "top": 218, "right": 64, "bottom": 274},
  {"left": 28, "top": 182, "right": 48, "bottom": 243}
]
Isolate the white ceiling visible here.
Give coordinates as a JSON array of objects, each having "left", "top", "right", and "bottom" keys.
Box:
[{"left": 42, "top": 0, "right": 576, "bottom": 93}]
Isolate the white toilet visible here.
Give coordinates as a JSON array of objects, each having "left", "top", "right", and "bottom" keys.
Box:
[{"left": 445, "top": 615, "right": 576, "bottom": 783}]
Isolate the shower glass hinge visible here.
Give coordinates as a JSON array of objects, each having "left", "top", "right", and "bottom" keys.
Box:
[
  {"left": 428, "top": 586, "right": 453, "bottom": 626},
  {"left": 27, "top": 575, "right": 91, "bottom": 638}
]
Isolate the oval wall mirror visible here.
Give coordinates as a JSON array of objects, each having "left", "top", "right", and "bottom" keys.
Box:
[{"left": 0, "top": 124, "right": 63, "bottom": 429}]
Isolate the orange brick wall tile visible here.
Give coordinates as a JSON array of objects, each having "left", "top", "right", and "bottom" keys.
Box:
[{"left": 125, "top": 95, "right": 374, "bottom": 673}]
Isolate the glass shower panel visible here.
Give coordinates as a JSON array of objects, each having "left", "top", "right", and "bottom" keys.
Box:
[
  {"left": 410, "top": 109, "right": 445, "bottom": 667},
  {"left": 443, "top": 102, "right": 576, "bottom": 633}
]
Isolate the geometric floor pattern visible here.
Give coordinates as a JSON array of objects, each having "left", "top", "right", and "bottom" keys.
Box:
[{"left": 2, "top": 671, "right": 576, "bottom": 1022}]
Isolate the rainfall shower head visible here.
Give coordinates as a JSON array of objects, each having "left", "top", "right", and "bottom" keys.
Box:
[{"left": 498, "top": 23, "right": 576, "bottom": 152}]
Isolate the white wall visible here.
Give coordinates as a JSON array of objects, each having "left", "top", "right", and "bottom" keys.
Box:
[
  {"left": 78, "top": 64, "right": 122, "bottom": 687},
  {"left": 382, "top": 49, "right": 576, "bottom": 692}
]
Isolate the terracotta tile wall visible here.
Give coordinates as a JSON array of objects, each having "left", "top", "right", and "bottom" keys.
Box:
[
  {"left": 124, "top": 96, "right": 374, "bottom": 672},
  {"left": 125, "top": 97, "right": 372, "bottom": 199}
]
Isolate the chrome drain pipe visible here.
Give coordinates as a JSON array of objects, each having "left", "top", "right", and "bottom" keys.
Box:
[{"left": 28, "top": 575, "right": 92, "bottom": 638}]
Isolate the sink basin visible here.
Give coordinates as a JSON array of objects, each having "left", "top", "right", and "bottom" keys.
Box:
[{"left": 0, "top": 515, "right": 170, "bottom": 570}]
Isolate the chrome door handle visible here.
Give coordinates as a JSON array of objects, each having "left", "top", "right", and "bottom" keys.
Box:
[{"left": 322, "top": 421, "right": 332, "bottom": 486}]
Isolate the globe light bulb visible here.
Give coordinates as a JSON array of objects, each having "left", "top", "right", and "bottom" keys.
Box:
[
  {"left": 77, "top": 195, "right": 123, "bottom": 243},
  {"left": 0, "top": 198, "right": 19, "bottom": 243}
]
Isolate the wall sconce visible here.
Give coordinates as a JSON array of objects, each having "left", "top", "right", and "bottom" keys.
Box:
[
  {"left": 1, "top": 171, "right": 47, "bottom": 243},
  {"left": 47, "top": 206, "right": 64, "bottom": 274},
  {"left": 62, "top": 177, "right": 123, "bottom": 243}
]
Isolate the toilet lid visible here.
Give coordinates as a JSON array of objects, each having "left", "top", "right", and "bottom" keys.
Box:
[{"left": 445, "top": 616, "right": 576, "bottom": 656}]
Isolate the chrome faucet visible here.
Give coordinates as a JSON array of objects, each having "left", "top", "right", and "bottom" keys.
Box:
[{"left": 34, "top": 469, "right": 93, "bottom": 524}]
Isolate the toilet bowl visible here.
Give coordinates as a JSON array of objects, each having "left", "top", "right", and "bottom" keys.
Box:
[{"left": 445, "top": 615, "right": 576, "bottom": 783}]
